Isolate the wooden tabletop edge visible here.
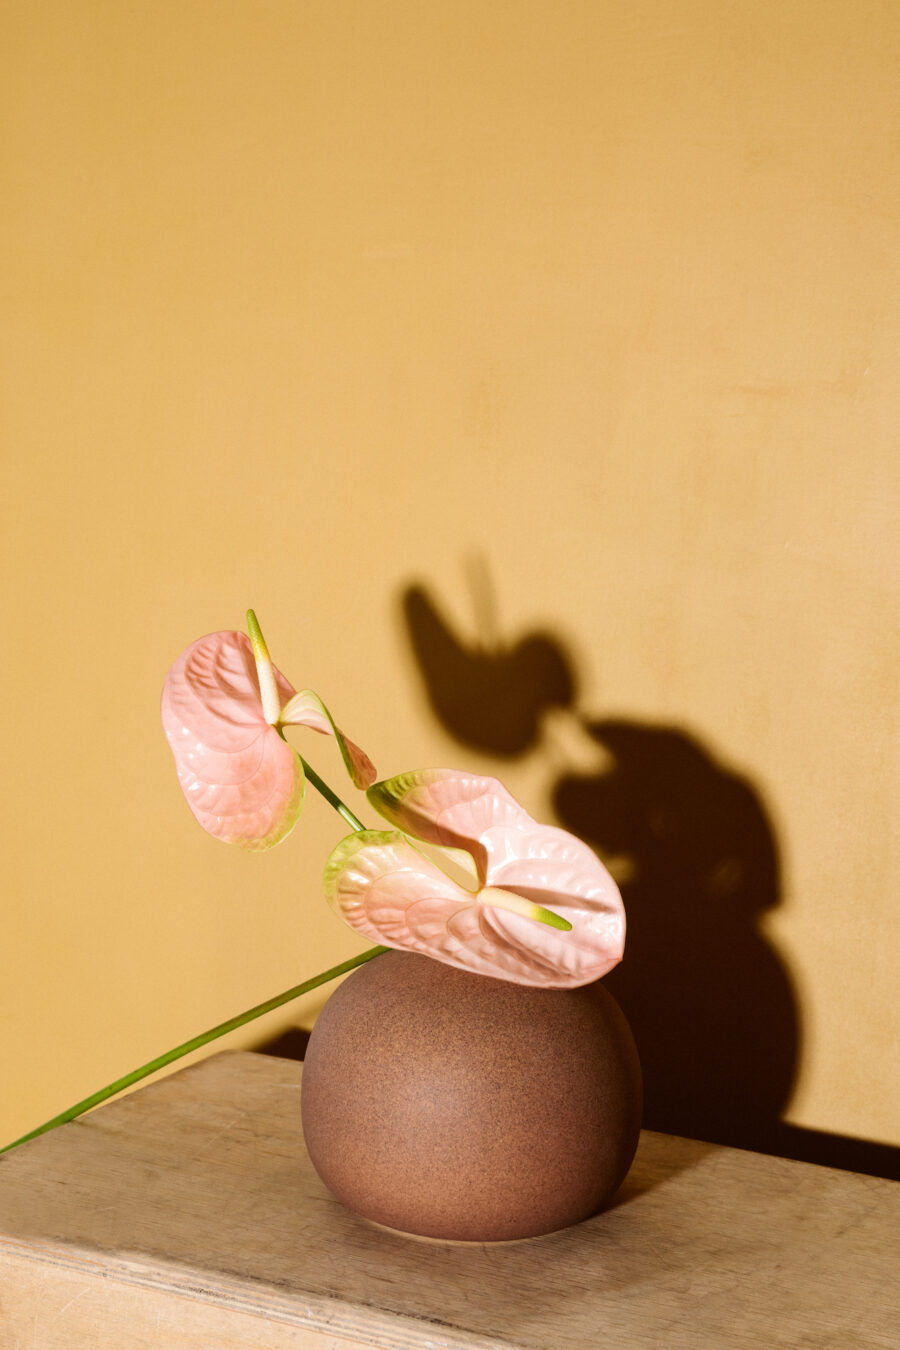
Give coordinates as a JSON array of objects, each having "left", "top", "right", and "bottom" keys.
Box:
[{"left": 0, "top": 1232, "right": 513, "bottom": 1350}]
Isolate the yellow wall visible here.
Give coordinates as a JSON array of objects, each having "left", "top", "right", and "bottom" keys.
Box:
[{"left": 2, "top": 1, "right": 897, "bottom": 1152}]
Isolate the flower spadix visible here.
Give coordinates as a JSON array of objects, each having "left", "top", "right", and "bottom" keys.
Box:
[
  {"left": 324, "top": 769, "right": 625, "bottom": 988},
  {"left": 161, "top": 614, "right": 375, "bottom": 850}
]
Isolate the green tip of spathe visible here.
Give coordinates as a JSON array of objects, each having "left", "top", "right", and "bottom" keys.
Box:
[
  {"left": 246, "top": 608, "right": 268, "bottom": 657},
  {"left": 537, "top": 907, "right": 572, "bottom": 931},
  {"left": 245, "top": 608, "right": 281, "bottom": 724}
]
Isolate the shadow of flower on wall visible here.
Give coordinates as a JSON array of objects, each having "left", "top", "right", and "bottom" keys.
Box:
[
  {"left": 390, "top": 569, "right": 897, "bottom": 1180},
  {"left": 554, "top": 719, "right": 796, "bottom": 1151},
  {"left": 402, "top": 576, "right": 575, "bottom": 757}
]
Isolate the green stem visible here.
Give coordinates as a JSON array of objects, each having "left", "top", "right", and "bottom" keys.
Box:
[
  {"left": 300, "top": 755, "right": 366, "bottom": 832},
  {"left": 0, "top": 945, "right": 388, "bottom": 1156},
  {"left": 2, "top": 699, "right": 375, "bottom": 1155}
]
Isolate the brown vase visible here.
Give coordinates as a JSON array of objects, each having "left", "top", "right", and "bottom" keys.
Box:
[{"left": 300, "top": 950, "right": 642, "bottom": 1242}]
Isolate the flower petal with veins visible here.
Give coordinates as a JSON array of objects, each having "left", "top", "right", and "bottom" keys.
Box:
[
  {"left": 324, "top": 831, "right": 576, "bottom": 984},
  {"left": 327, "top": 771, "right": 626, "bottom": 989},
  {"left": 162, "top": 629, "right": 377, "bottom": 848},
  {"left": 161, "top": 631, "right": 304, "bottom": 849},
  {"left": 367, "top": 769, "right": 524, "bottom": 881}
]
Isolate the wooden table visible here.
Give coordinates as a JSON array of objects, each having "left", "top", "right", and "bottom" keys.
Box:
[{"left": 1, "top": 1051, "right": 897, "bottom": 1349}]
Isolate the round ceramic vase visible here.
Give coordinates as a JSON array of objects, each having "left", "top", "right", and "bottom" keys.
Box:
[{"left": 300, "top": 950, "right": 642, "bottom": 1242}]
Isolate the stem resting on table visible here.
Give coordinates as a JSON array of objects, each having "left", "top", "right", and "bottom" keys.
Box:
[
  {"left": 0, "top": 945, "right": 387, "bottom": 1155},
  {"left": 1, "top": 752, "right": 378, "bottom": 1156}
]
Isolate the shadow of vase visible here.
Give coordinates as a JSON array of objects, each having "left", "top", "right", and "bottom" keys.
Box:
[{"left": 554, "top": 719, "right": 799, "bottom": 1152}]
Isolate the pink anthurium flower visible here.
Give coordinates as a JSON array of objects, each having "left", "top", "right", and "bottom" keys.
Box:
[
  {"left": 161, "top": 613, "right": 375, "bottom": 850},
  {"left": 324, "top": 769, "right": 625, "bottom": 988}
]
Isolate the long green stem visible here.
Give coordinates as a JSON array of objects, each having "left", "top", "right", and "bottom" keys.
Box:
[
  {"left": 1, "top": 945, "right": 387, "bottom": 1156},
  {"left": 2, "top": 743, "right": 377, "bottom": 1156}
]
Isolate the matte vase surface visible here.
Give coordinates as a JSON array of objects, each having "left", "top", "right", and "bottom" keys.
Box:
[{"left": 301, "top": 950, "right": 642, "bottom": 1242}]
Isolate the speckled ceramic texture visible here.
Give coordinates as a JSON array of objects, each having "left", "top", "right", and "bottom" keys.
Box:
[{"left": 300, "top": 950, "right": 642, "bottom": 1242}]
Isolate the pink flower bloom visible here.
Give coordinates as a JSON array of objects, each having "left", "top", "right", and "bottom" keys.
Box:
[
  {"left": 161, "top": 629, "right": 375, "bottom": 850},
  {"left": 325, "top": 769, "right": 625, "bottom": 988}
]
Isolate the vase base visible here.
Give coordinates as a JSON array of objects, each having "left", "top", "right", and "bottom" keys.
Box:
[{"left": 360, "top": 1214, "right": 563, "bottom": 1246}]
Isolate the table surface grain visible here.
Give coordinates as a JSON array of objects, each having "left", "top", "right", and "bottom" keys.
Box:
[{"left": 0, "top": 1051, "right": 897, "bottom": 1350}]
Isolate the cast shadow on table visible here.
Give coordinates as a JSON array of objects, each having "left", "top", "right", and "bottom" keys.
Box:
[{"left": 258, "top": 576, "right": 899, "bottom": 1183}]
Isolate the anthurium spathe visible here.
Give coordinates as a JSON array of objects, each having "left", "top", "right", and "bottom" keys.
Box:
[
  {"left": 161, "top": 613, "right": 375, "bottom": 850},
  {"left": 324, "top": 769, "right": 625, "bottom": 989}
]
